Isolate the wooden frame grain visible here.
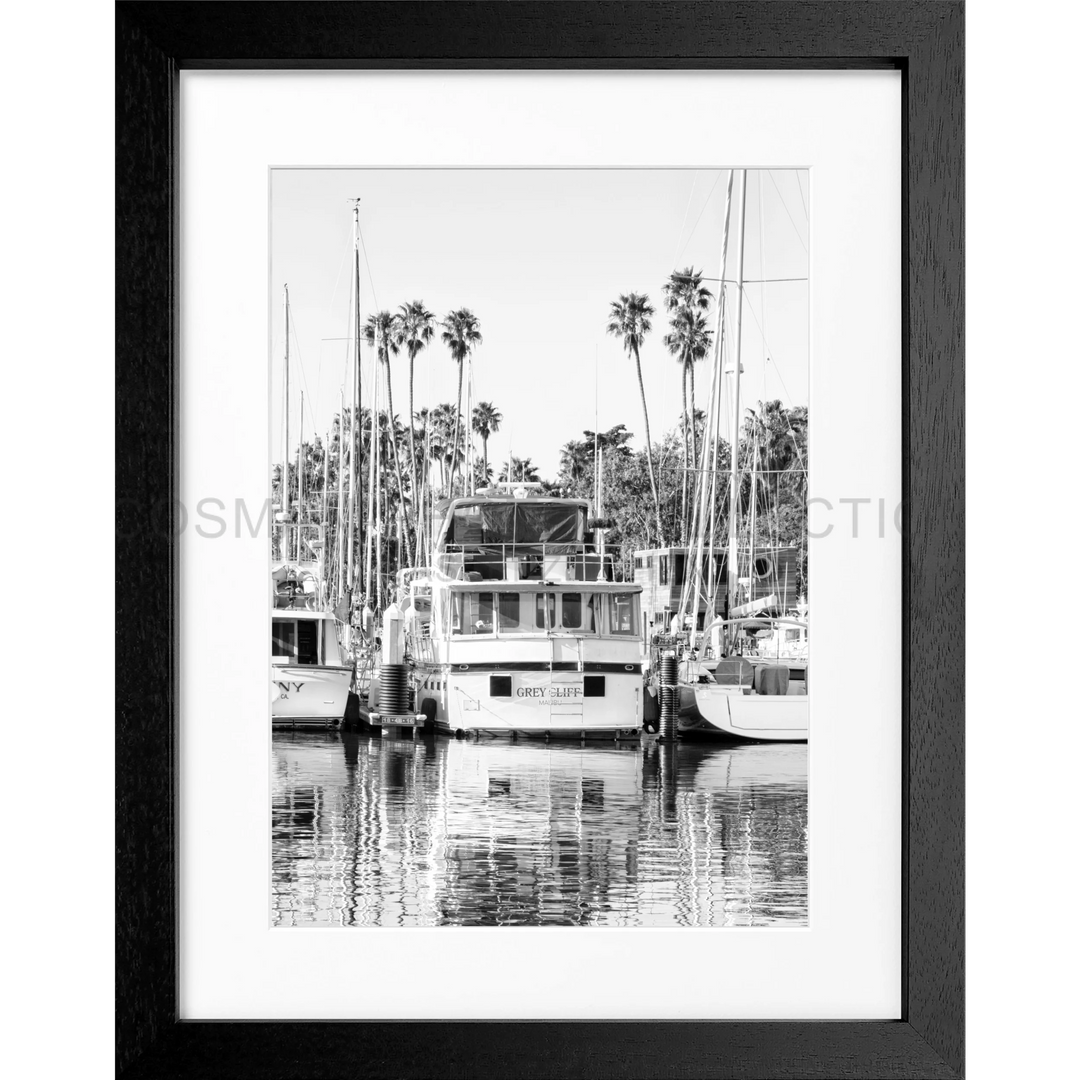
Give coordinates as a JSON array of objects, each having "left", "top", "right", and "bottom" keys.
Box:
[{"left": 116, "top": 3, "right": 963, "bottom": 1076}]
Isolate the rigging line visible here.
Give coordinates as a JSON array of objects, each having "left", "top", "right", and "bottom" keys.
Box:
[
  {"left": 670, "top": 171, "right": 699, "bottom": 270},
  {"left": 738, "top": 288, "right": 773, "bottom": 352},
  {"left": 326, "top": 229, "right": 353, "bottom": 328},
  {"left": 738, "top": 288, "right": 805, "bottom": 408},
  {"left": 741, "top": 288, "right": 808, "bottom": 475},
  {"left": 285, "top": 307, "right": 320, "bottom": 440},
  {"left": 759, "top": 172, "right": 768, "bottom": 393},
  {"left": 356, "top": 221, "right": 379, "bottom": 311},
  {"left": 674, "top": 169, "right": 725, "bottom": 268},
  {"left": 766, "top": 170, "right": 808, "bottom": 254},
  {"left": 739, "top": 291, "right": 807, "bottom": 476},
  {"left": 684, "top": 275, "right": 807, "bottom": 284}
]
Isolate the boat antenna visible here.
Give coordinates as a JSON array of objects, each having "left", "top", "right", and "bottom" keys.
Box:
[
  {"left": 594, "top": 346, "right": 599, "bottom": 514},
  {"left": 282, "top": 284, "right": 291, "bottom": 560},
  {"left": 298, "top": 389, "right": 304, "bottom": 551}
]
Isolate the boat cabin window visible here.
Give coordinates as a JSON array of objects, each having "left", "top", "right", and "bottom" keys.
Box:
[
  {"left": 450, "top": 590, "right": 605, "bottom": 635},
  {"left": 535, "top": 593, "right": 556, "bottom": 630},
  {"left": 272, "top": 618, "right": 321, "bottom": 664},
  {"left": 607, "top": 594, "right": 639, "bottom": 636},
  {"left": 559, "top": 593, "right": 596, "bottom": 632},
  {"left": 451, "top": 592, "right": 496, "bottom": 635},
  {"left": 497, "top": 593, "right": 523, "bottom": 632},
  {"left": 659, "top": 555, "right": 669, "bottom": 585},
  {"left": 272, "top": 620, "right": 295, "bottom": 659}
]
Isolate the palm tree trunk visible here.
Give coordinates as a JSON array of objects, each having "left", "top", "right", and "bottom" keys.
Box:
[
  {"left": 382, "top": 353, "right": 413, "bottom": 564},
  {"left": 407, "top": 350, "right": 418, "bottom": 549},
  {"left": 680, "top": 362, "right": 689, "bottom": 543},
  {"left": 482, "top": 435, "right": 489, "bottom": 484},
  {"left": 451, "top": 357, "right": 464, "bottom": 496},
  {"left": 688, "top": 356, "right": 698, "bottom": 524},
  {"left": 633, "top": 345, "right": 664, "bottom": 546}
]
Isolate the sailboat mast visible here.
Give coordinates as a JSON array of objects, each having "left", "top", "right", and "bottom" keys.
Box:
[
  {"left": 706, "top": 171, "right": 736, "bottom": 625},
  {"left": 297, "top": 390, "right": 304, "bottom": 558},
  {"left": 282, "top": 284, "right": 290, "bottom": 561},
  {"left": 374, "top": 329, "right": 383, "bottom": 610},
  {"left": 704, "top": 318, "right": 725, "bottom": 613},
  {"left": 748, "top": 414, "right": 759, "bottom": 604},
  {"left": 593, "top": 348, "right": 604, "bottom": 557},
  {"left": 353, "top": 203, "right": 364, "bottom": 595},
  {"left": 322, "top": 428, "right": 330, "bottom": 604},
  {"left": 336, "top": 389, "right": 346, "bottom": 601},
  {"left": 364, "top": 327, "right": 380, "bottom": 607},
  {"left": 746, "top": 171, "right": 769, "bottom": 608},
  {"left": 345, "top": 200, "right": 362, "bottom": 606},
  {"left": 466, "top": 352, "right": 474, "bottom": 494},
  {"left": 727, "top": 170, "right": 748, "bottom": 613}
]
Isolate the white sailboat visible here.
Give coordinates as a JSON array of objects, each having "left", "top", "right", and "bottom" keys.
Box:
[
  {"left": 674, "top": 169, "right": 808, "bottom": 742},
  {"left": 271, "top": 283, "right": 354, "bottom": 728}
]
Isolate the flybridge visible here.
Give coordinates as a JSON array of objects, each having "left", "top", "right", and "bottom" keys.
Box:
[{"left": 428, "top": 495, "right": 606, "bottom": 584}]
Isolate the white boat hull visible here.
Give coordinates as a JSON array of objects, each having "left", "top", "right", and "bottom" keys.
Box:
[
  {"left": 680, "top": 684, "right": 808, "bottom": 742},
  {"left": 271, "top": 665, "right": 352, "bottom": 727},
  {"left": 408, "top": 668, "right": 642, "bottom": 740}
]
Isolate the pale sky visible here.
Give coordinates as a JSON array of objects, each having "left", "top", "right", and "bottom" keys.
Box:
[{"left": 271, "top": 168, "right": 808, "bottom": 479}]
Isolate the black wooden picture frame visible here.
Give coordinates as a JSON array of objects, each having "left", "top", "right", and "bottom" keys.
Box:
[{"left": 116, "top": 2, "right": 963, "bottom": 1076}]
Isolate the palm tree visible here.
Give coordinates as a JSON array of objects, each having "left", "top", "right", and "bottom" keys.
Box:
[
  {"left": 392, "top": 301, "right": 436, "bottom": 531},
  {"left": 498, "top": 456, "right": 540, "bottom": 483},
  {"left": 663, "top": 306, "right": 714, "bottom": 541},
  {"left": 472, "top": 459, "right": 494, "bottom": 490},
  {"left": 439, "top": 308, "right": 483, "bottom": 495},
  {"left": 584, "top": 423, "right": 634, "bottom": 457},
  {"left": 364, "top": 310, "right": 412, "bottom": 563},
  {"left": 471, "top": 400, "right": 502, "bottom": 484},
  {"left": 413, "top": 405, "right": 432, "bottom": 495},
  {"left": 428, "top": 402, "right": 460, "bottom": 494},
  {"left": 559, "top": 438, "right": 592, "bottom": 485},
  {"left": 662, "top": 267, "right": 713, "bottom": 541},
  {"left": 606, "top": 292, "right": 663, "bottom": 545}
]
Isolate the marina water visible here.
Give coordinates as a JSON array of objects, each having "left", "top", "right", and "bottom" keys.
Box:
[{"left": 273, "top": 733, "right": 807, "bottom": 927}]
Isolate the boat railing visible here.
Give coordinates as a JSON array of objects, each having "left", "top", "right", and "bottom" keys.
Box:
[
  {"left": 352, "top": 640, "right": 376, "bottom": 696},
  {"left": 433, "top": 542, "right": 625, "bottom": 583},
  {"left": 272, "top": 566, "right": 322, "bottom": 610},
  {"left": 405, "top": 627, "right": 436, "bottom": 666}
]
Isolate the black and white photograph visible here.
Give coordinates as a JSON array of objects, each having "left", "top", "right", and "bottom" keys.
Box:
[
  {"left": 270, "top": 167, "right": 810, "bottom": 928},
  {"left": 97, "top": 2, "right": 976, "bottom": 1076}
]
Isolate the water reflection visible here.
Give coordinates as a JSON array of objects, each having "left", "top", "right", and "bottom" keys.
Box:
[{"left": 272, "top": 733, "right": 807, "bottom": 927}]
